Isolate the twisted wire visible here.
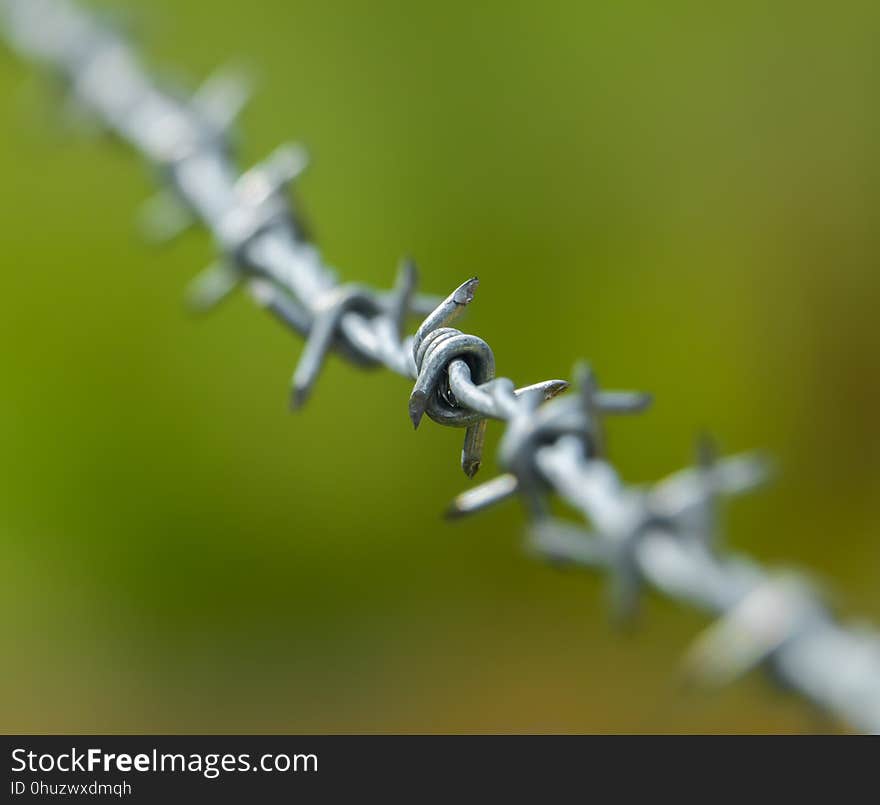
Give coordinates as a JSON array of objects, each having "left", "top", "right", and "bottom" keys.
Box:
[{"left": 3, "top": 0, "right": 879, "bottom": 733}]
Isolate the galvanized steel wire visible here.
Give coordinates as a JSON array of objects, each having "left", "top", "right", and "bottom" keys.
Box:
[{"left": 2, "top": 0, "right": 879, "bottom": 733}]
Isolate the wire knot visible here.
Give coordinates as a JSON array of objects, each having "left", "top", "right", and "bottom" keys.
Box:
[
  {"left": 138, "top": 70, "right": 250, "bottom": 168},
  {"left": 408, "top": 279, "right": 495, "bottom": 430},
  {"left": 290, "top": 283, "right": 386, "bottom": 409},
  {"left": 498, "top": 385, "right": 603, "bottom": 514},
  {"left": 407, "top": 279, "right": 498, "bottom": 477},
  {"left": 446, "top": 364, "right": 651, "bottom": 517},
  {"left": 182, "top": 144, "right": 309, "bottom": 313}
]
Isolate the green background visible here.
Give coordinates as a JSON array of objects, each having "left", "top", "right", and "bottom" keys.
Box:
[{"left": 0, "top": 0, "right": 877, "bottom": 732}]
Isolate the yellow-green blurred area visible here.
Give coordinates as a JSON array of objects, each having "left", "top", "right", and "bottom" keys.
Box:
[{"left": 0, "top": 0, "right": 878, "bottom": 733}]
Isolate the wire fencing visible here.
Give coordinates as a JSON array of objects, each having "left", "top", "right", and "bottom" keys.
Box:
[{"left": 2, "top": 0, "right": 879, "bottom": 733}]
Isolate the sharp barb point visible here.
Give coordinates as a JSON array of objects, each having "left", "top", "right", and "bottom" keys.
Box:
[
  {"left": 408, "top": 391, "right": 427, "bottom": 429},
  {"left": 463, "top": 459, "right": 481, "bottom": 479},
  {"left": 290, "top": 384, "right": 309, "bottom": 411},
  {"left": 452, "top": 277, "right": 479, "bottom": 305},
  {"left": 444, "top": 501, "right": 468, "bottom": 521},
  {"left": 545, "top": 380, "right": 570, "bottom": 399}
]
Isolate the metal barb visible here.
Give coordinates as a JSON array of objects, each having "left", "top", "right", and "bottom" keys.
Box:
[
  {"left": 138, "top": 189, "right": 195, "bottom": 244},
  {"left": 290, "top": 284, "right": 383, "bottom": 409},
  {"left": 185, "top": 260, "right": 240, "bottom": 312},
  {"left": 446, "top": 473, "right": 520, "bottom": 520},
  {"left": 684, "top": 573, "right": 825, "bottom": 687},
  {"left": 409, "top": 278, "right": 496, "bottom": 476},
  {"left": 389, "top": 258, "right": 418, "bottom": 341},
  {"left": 411, "top": 277, "right": 479, "bottom": 364},
  {"left": 192, "top": 63, "right": 252, "bottom": 135}
]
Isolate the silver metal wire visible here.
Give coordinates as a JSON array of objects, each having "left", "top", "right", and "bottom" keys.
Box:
[{"left": 3, "top": 0, "right": 879, "bottom": 733}]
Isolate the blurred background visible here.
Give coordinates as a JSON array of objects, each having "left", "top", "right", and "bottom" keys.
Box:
[{"left": 0, "top": 0, "right": 877, "bottom": 733}]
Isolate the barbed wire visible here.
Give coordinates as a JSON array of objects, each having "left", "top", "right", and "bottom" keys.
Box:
[{"left": 2, "top": 0, "right": 878, "bottom": 733}]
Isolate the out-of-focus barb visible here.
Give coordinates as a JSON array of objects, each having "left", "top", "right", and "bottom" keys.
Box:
[
  {"left": 447, "top": 364, "right": 651, "bottom": 516},
  {"left": 684, "top": 572, "right": 826, "bottom": 686},
  {"left": 529, "top": 440, "right": 770, "bottom": 619},
  {"left": 290, "top": 284, "right": 385, "bottom": 409},
  {"left": 2, "top": 0, "right": 879, "bottom": 734}
]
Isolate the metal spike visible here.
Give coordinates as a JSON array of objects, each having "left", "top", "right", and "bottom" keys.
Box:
[
  {"left": 683, "top": 574, "right": 820, "bottom": 686},
  {"left": 595, "top": 390, "right": 653, "bottom": 414},
  {"left": 461, "top": 420, "right": 487, "bottom": 478},
  {"left": 575, "top": 361, "right": 604, "bottom": 457},
  {"left": 185, "top": 261, "right": 240, "bottom": 313},
  {"left": 389, "top": 257, "right": 418, "bottom": 340},
  {"left": 408, "top": 389, "right": 429, "bottom": 430},
  {"left": 530, "top": 518, "right": 606, "bottom": 567},
  {"left": 693, "top": 432, "right": 720, "bottom": 547},
  {"left": 236, "top": 142, "right": 308, "bottom": 207},
  {"left": 512, "top": 379, "right": 570, "bottom": 402},
  {"left": 412, "top": 277, "right": 479, "bottom": 359},
  {"left": 193, "top": 63, "right": 253, "bottom": 134},
  {"left": 250, "top": 280, "right": 311, "bottom": 336},
  {"left": 137, "top": 190, "right": 194, "bottom": 244},
  {"left": 261, "top": 142, "right": 309, "bottom": 190},
  {"left": 289, "top": 285, "right": 382, "bottom": 408},
  {"left": 445, "top": 473, "right": 519, "bottom": 519},
  {"left": 290, "top": 303, "right": 340, "bottom": 409}
]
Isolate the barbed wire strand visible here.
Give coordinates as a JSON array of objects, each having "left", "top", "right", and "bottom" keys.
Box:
[{"left": 2, "top": 0, "right": 878, "bottom": 733}]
